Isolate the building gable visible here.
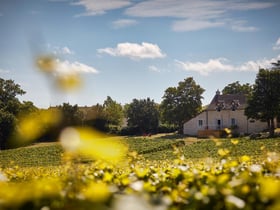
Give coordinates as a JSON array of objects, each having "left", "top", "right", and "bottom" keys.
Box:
[{"left": 206, "top": 91, "right": 247, "bottom": 111}]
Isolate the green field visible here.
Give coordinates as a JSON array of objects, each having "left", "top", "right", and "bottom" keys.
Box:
[
  {"left": 0, "top": 135, "right": 280, "bottom": 210},
  {"left": 1, "top": 135, "right": 280, "bottom": 167}
]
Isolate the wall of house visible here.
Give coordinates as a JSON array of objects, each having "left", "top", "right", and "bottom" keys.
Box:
[
  {"left": 183, "top": 112, "right": 206, "bottom": 136},
  {"left": 183, "top": 109, "right": 268, "bottom": 136}
]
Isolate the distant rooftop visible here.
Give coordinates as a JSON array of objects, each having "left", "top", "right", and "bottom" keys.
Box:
[{"left": 206, "top": 90, "right": 247, "bottom": 111}]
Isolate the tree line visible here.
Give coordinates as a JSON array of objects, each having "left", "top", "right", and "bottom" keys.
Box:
[{"left": 0, "top": 61, "right": 279, "bottom": 149}]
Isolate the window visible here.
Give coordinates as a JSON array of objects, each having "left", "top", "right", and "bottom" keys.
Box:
[
  {"left": 231, "top": 118, "right": 236, "bottom": 126},
  {"left": 217, "top": 119, "right": 221, "bottom": 129},
  {"left": 198, "top": 120, "right": 203, "bottom": 127}
]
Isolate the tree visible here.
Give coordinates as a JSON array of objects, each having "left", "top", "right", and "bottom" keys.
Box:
[
  {"left": 126, "top": 98, "right": 159, "bottom": 134},
  {"left": 160, "top": 77, "right": 204, "bottom": 133},
  {"left": 245, "top": 67, "right": 280, "bottom": 137},
  {"left": 103, "top": 96, "right": 124, "bottom": 128},
  {"left": 58, "top": 103, "right": 83, "bottom": 127},
  {"left": 0, "top": 78, "right": 26, "bottom": 149},
  {"left": 82, "top": 104, "right": 108, "bottom": 132},
  {"left": 222, "top": 81, "right": 253, "bottom": 95}
]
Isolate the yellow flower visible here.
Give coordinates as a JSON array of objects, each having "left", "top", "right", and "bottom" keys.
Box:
[
  {"left": 259, "top": 177, "right": 280, "bottom": 200},
  {"left": 36, "top": 55, "right": 57, "bottom": 73},
  {"left": 83, "top": 182, "right": 111, "bottom": 202},
  {"left": 59, "top": 127, "right": 127, "bottom": 163},
  {"left": 56, "top": 73, "right": 82, "bottom": 92},
  {"left": 218, "top": 148, "right": 230, "bottom": 157},
  {"left": 231, "top": 139, "right": 239, "bottom": 145},
  {"left": 13, "top": 109, "right": 61, "bottom": 145},
  {"left": 240, "top": 155, "right": 250, "bottom": 163}
]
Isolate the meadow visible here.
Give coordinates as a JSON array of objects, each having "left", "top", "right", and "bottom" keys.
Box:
[{"left": 0, "top": 134, "right": 280, "bottom": 210}]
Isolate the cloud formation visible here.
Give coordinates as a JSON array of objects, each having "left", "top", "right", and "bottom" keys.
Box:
[
  {"left": 231, "top": 20, "right": 258, "bottom": 32},
  {"left": 55, "top": 59, "right": 99, "bottom": 74},
  {"left": 72, "top": 0, "right": 132, "bottom": 16},
  {"left": 70, "top": 0, "right": 275, "bottom": 31},
  {"left": 149, "top": 65, "right": 161, "bottom": 73},
  {"left": 176, "top": 56, "right": 280, "bottom": 76},
  {"left": 54, "top": 46, "right": 74, "bottom": 55},
  {"left": 0, "top": 68, "right": 10, "bottom": 74},
  {"left": 273, "top": 38, "right": 280, "bottom": 50},
  {"left": 98, "top": 42, "right": 166, "bottom": 60},
  {"left": 125, "top": 0, "right": 274, "bottom": 31},
  {"left": 112, "top": 19, "right": 138, "bottom": 29}
]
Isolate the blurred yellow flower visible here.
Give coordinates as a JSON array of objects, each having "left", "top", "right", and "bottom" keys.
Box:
[
  {"left": 56, "top": 73, "right": 82, "bottom": 92},
  {"left": 240, "top": 155, "right": 250, "bottom": 163},
  {"left": 259, "top": 177, "right": 280, "bottom": 199},
  {"left": 83, "top": 182, "right": 111, "bottom": 202},
  {"left": 13, "top": 109, "right": 61, "bottom": 145},
  {"left": 59, "top": 127, "right": 127, "bottom": 163},
  {"left": 36, "top": 55, "right": 57, "bottom": 73},
  {"left": 231, "top": 139, "right": 239, "bottom": 145},
  {"left": 218, "top": 148, "right": 230, "bottom": 157}
]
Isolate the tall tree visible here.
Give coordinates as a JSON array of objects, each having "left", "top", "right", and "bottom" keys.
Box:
[
  {"left": 222, "top": 81, "right": 253, "bottom": 95},
  {"left": 0, "top": 78, "right": 26, "bottom": 149},
  {"left": 126, "top": 98, "right": 159, "bottom": 134},
  {"left": 245, "top": 67, "right": 280, "bottom": 137},
  {"left": 103, "top": 96, "right": 124, "bottom": 127},
  {"left": 58, "top": 103, "right": 83, "bottom": 127},
  {"left": 160, "top": 77, "right": 204, "bottom": 133}
]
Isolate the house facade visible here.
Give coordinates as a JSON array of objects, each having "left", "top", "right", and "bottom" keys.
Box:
[{"left": 183, "top": 91, "right": 268, "bottom": 137}]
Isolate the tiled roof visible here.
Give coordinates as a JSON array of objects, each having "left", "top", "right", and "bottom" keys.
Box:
[{"left": 206, "top": 93, "right": 247, "bottom": 111}]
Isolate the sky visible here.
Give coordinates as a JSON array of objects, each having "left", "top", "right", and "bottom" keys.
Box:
[{"left": 0, "top": 0, "right": 280, "bottom": 108}]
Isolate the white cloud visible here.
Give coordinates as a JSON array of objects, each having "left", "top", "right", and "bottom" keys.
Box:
[
  {"left": 231, "top": 20, "right": 258, "bottom": 32},
  {"left": 173, "top": 19, "right": 224, "bottom": 31},
  {"left": 175, "top": 58, "right": 234, "bottom": 76},
  {"left": 72, "top": 0, "right": 132, "bottom": 16},
  {"left": 273, "top": 38, "right": 280, "bottom": 50},
  {"left": 112, "top": 19, "right": 138, "bottom": 29},
  {"left": 125, "top": 0, "right": 274, "bottom": 31},
  {"left": 176, "top": 56, "right": 280, "bottom": 76},
  {"left": 0, "top": 68, "right": 10, "bottom": 74},
  {"left": 149, "top": 65, "right": 161, "bottom": 72},
  {"left": 61, "top": 47, "right": 74, "bottom": 55},
  {"left": 98, "top": 42, "right": 166, "bottom": 60},
  {"left": 55, "top": 59, "right": 99, "bottom": 74},
  {"left": 51, "top": 46, "right": 74, "bottom": 55}
]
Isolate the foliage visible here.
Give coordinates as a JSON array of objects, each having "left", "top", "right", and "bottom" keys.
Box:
[
  {"left": 245, "top": 67, "right": 280, "bottom": 137},
  {"left": 160, "top": 77, "right": 205, "bottom": 133},
  {"left": 125, "top": 98, "right": 159, "bottom": 134},
  {"left": 0, "top": 78, "right": 33, "bottom": 149},
  {"left": 222, "top": 81, "right": 253, "bottom": 95},
  {"left": 0, "top": 110, "right": 16, "bottom": 149},
  {"left": 58, "top": 103, "right": 83, "bottom": 127},
  {"left": 103, "top": 96, "right": 124, "bottom": 130},
  {"left": 0, "top": 136, "right": 280, "bottom": 210},
  {"left": 82, "top": 104, "right": 108, "bottom": 132}
]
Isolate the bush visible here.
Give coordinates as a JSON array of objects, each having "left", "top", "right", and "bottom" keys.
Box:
[{"left": 157, "top": 124, "right": 178, "bottom": 133}]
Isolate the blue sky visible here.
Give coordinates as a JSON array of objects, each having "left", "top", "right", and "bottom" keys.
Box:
[{"left": 0, "top": 0, "right": 280, "bottom": 108}]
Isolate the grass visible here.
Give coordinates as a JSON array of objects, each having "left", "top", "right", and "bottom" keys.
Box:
[
  {"left": 1, "top": 134, "right": 280, "bottom": 167},
  {"left": 0, "top": 143, "right": 63, "bottom": 167}
]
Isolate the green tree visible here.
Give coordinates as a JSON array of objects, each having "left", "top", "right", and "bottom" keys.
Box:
[
  {"left": 245, "top": 67, "right": 280, "bottom": 137},
  {"left": 0, "top": 78, "right": 26, "bottom": 149},
  {"left": 103, "top": 96, "right": 124, "bottom": 128},
  {"left": 160, "top": 77, "right": 204, "bottom": 133},
  {"left": 82, "top": 104, "right": 108, "bottom": 132},
  {"left": 222, "top": 81, "right": 253, "bottom": 95},
  {"left": 58, "top": 103, "right": 83, "bottom": 127},
  {"left": 126, "top": 98, "right": 159, "bottom": 134}
]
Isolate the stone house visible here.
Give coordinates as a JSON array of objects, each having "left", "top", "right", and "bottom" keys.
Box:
[{"left": 183, "top": 91, "right": 268, "bottom": 137}]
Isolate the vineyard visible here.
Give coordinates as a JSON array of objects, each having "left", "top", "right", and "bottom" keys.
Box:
[{"left": 0, "top": 133, "right": 280, "bottom": 210}]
